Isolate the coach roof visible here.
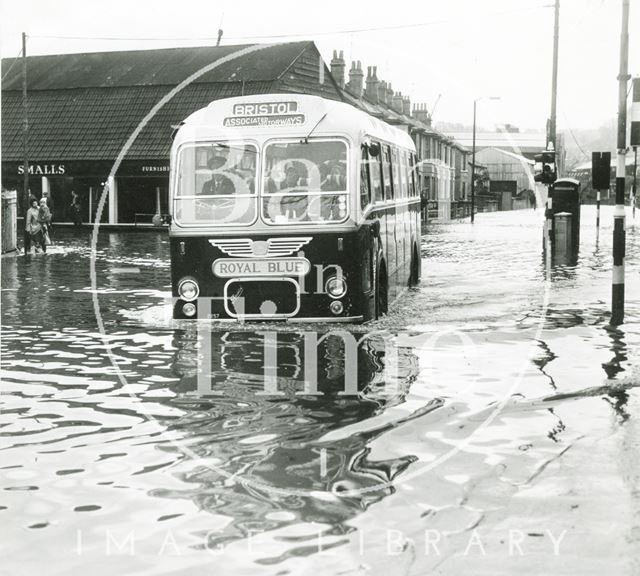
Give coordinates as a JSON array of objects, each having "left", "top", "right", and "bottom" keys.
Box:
[{"left": 177, "top": 94, "right": 416, "bottom": 151}]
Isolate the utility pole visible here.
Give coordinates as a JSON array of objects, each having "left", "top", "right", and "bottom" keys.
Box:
[
  {"left": 22, "top": 32, "right": 29, "bottom": 211},
  {"left": 633, "top": 146, "right": 637, "bottom": 219},
  {"left": 548, "top": 0, "right": 560, "bottom": 156},
  {"left": 611, "top": 0, "right": 629, "bottom": 326},
  {"left": 631, "top": 77, "right": 640, "bottom": 218},
  {"left": 543, "top": 0, "right": 560, "bottom": 255}
]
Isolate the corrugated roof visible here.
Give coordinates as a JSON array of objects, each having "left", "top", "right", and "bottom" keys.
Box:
[
  {"left": 1, "top": 42, "right": 310, "bottom": 91},
  {"left": 1, "top": 82, "right": 275, "bottom": 161}
]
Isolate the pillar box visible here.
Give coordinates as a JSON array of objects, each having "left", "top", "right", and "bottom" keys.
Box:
[{"left": 550, "top": 177, "right": 581, "bottom": 251}]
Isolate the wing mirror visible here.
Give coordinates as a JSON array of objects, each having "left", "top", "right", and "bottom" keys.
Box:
[{"left": 367, "top": 142, "right": 381, "bottom": 158}]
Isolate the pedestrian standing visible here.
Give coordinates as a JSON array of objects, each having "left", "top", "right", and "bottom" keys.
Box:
[
  {"left": 70, "top": 191, "right": 82, "bottom": 227},
  {"left": 41, "top": 190, "right": 54, "bottom": 238},
  {"left": 22, "top": 196, "right": 35, "bottom": 254},
  {"left": 38, "top": 197, "right": 52, "bottom": 251},
  {"left": 26, "top": 198, "right": 44, "bottom": 253},
  {"left": 41, "top": 189, "right": 54, "bottom": 214}
]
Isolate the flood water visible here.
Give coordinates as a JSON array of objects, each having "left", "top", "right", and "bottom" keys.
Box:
[{"left": 2, "top": 206, "right": 640, "bottom": 575}]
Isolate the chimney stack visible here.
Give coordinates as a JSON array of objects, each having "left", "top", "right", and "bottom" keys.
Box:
[
  {"left": 347, "top": 60, "right": 364, "bottom": 97},
  {"left": 412, "top": 103, "right": 431, "bottom": 126},
  {"left": 392, "top": 91, "right": 404, "bottom": 114},
  {"left": 402, "top": 96, "right": 411, "bottom": 116},
  {"left": 378, "top": 80, "right": 387, "bottom": 105},
  {"left": 330, "top": 50, "right": 346, "bottom": 88},
  {"left": 365, "top": 66, "right": 380, "bottom": 103},
  {"left": 386, "top": 83, "right": 394, "bottom": 108}
]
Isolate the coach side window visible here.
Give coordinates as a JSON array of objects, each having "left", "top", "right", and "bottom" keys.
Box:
[
  {"left": 396, "top": 149, "right": 407, "bottom": 198},
  {"left": 370, "top": 143, "right": 384, "bottom": 203},
  {"left": 409, "top": 153, "right": 417, "bottom": 197},
  {"left": 360, "top": 146, "right": 371, "bottom": 209},
  {"left": 381, "top": 145, "right": 394, "bottom": 200}
]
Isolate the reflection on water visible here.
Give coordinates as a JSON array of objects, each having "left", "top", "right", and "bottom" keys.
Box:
[
  {"left": 1, "top": 207, "right": 640, "bottom": 574},
  {"left": 157, "top": 328, "right": 422, "bottom": 549}
]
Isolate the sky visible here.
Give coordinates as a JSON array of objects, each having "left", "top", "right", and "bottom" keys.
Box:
[{"left": 1, "top": 0, "right": 638, "bottom": 133}]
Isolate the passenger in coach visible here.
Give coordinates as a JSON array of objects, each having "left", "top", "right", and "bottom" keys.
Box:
[
  {"left": 280, "top": 164, "right": 304, "bottom": 190},
  {"left": 321, "top": 164, "right": 346, "bottom": 191}
]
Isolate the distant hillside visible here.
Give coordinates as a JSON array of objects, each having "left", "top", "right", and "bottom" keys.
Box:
[
  {"left": 437, "top": 118, "right": 618, "bottom": 172},
  {"left": 561, "top": 119, "right": 617, "bottom": 170}
]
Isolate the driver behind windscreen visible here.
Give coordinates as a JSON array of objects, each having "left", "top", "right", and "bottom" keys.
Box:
[{"left": 201, "top": 156, "right": 236, "bottom": 195}]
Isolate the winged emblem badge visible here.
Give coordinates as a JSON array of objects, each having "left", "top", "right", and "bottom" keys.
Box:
[{"left": 209, "top": 237, "right": 312, "bottom": 258}]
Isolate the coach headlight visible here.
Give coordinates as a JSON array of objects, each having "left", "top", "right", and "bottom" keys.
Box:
[
  {"left": 325, "top": 276, "right": 347, "bottom": 299},
  {"left": 178, "top": 278, "right": 199, "bottom": 301}
]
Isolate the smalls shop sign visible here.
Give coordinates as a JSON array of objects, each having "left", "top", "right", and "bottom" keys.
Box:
[
  {"left": 3, "top": 161, "right": 110, "bottom": 179},
  {"left": 17, "top": 163, "right": 66, "bottom": 175}
]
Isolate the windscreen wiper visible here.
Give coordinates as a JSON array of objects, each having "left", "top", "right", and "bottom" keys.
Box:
[{"left": 300, "top": 113, "right": 327, "bottom": 144}]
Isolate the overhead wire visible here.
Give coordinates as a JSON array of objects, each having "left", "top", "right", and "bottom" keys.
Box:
[
  {"left": 561, "top": 110, "right": 591, "bottom": 162},
  {"left": 1, "top": 47, "right": 23, "bottom": 81},
  {"left": 27, "top": 3, "right": 549, "bottom": 44}
]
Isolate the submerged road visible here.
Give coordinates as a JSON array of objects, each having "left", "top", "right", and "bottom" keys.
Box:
[{"left": 1, "top": 206, "right": 639, "bottom": 575}]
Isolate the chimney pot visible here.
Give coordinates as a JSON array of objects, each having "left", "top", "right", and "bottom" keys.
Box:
[
  {"left": 377, "top": 80, "right": 387, "bottom": 105},
  {"left": 330, "top": 48, "right": 346, "bottom": 89},
  {"left": 412, "top": 103, "right": 431, "bottom": 125},
  {"left": 402, "top": 96, "right": 411, "bottom": 116},
  {"left": 392, "top": 91, "right": 404, "bottom": 114},
  {"left": 365, "top": 65, "right": 380, "bottom": 103},
  {"left": 347, "top": 59, "right": 364, "bottom": 97},
  {"left": 385, "top": 84, "right": 394, "bottom": 108}
]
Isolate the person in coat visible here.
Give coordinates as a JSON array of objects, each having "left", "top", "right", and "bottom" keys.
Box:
[
  {"left": 70, "top": 191, "right": 82, "bottom": 226},
  {"left": 26, "top": 198, "right": 44, "bottom": 253},
  {"left": 37, "top": 197, "right": 52, "bottom": 252}
]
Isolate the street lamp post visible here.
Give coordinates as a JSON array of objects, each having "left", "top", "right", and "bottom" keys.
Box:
[
  {"left": 470, "top": 100, "right": 477, "bottom": 223},
  {"left": 470, "top": 96, "right": 500, "bottom": 223}
]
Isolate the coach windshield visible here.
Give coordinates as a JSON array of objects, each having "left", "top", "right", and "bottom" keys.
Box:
[
  {"left": 262, "top": 139, "right": 348, "bottom": 224},
  {"left": 173, "top": 142, "right": 258, "bottom": 226}
]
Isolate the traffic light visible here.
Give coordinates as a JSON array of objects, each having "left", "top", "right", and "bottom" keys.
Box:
[
  {"left": 591, "top": 152, "right": 611, "bottom": 190},
  {"left": 534, "top": 151, "right": 557, "bottom": 185}
]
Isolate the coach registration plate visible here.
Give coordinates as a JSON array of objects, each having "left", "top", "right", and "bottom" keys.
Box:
[{"left": 212, "top": 257, "right": 311, "bottom": 278}]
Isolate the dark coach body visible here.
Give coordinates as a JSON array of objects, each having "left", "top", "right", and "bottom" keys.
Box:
[{"left": 169, "top": 94, "right": 421, "bottom": 322}]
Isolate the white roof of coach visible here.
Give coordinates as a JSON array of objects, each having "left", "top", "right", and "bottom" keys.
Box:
[{"left": 175, "top": 94, "right": 415, "bottom": 151}]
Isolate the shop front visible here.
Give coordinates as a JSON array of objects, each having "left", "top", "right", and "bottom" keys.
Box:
[
  {"left": 1, "top": 159, "right": 170, "bottom": 224},
  {"left": 115, "top": 161, "right": 170, "bottom": 224}
]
